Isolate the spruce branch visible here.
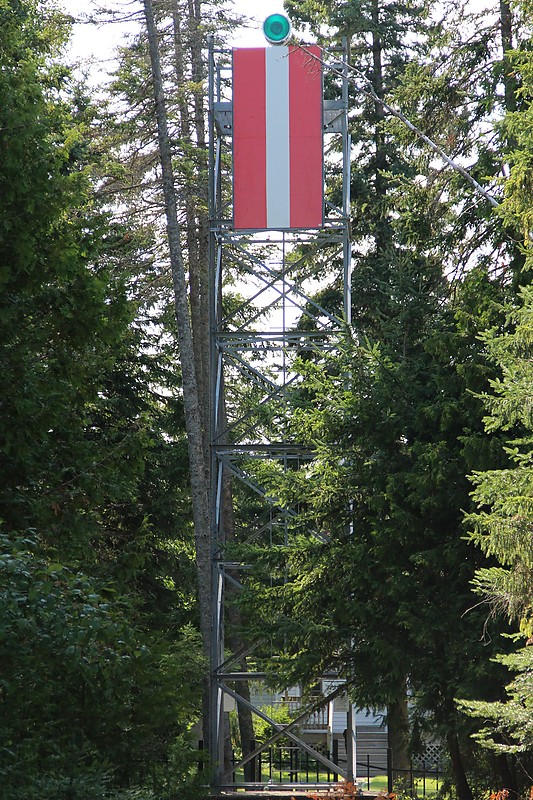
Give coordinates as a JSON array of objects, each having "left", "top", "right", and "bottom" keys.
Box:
[{"left": 295, "top": 43, "right": 500, "bottom": 209}]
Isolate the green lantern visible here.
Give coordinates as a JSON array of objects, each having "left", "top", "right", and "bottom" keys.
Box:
[{"left": 263, "top": 13, "right": 292, "bottom": 45}]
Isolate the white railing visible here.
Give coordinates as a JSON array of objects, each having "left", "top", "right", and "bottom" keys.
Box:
[{"left": 285, "top": 700, "right": 329, "bottom": 730}]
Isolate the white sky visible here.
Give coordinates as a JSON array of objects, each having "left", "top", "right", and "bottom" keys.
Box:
[
  {"left": 65, "top": 0, "right": 288, "bottom": 75},
  {"left": 65, "top": 0, "right": 493, "bottom": 83}
]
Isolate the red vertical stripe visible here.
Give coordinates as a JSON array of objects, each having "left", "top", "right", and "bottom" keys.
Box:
[
  {"left": 233, "top": 49, "right": 267, "bottom": 230},
  {"left": 289, "top": 45, "right": 323, "bottom": 228}
]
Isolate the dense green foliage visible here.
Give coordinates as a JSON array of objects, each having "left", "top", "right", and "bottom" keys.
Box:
[
  {"left": 467, "top": 285, "right": 533, "bottom": 635},
  {"left": 0, "top": 1, "right": 202, "bottom": 796},
  {"left": 459, "top": 288, "right": 533, "bottom": 768},
  {"left": 229, "top": 1, "right": 533, "bottom": 798},
  {"left": 2, "top": 0, "right": 533, "bottom": 796},
  {"left": 458, "top": 24, "right": 533, "bottom": 761},
  {"left": 454, "top": 6, "right": 533, "bottom": 778}
]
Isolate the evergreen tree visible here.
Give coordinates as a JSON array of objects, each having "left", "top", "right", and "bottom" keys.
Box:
[
  {"left": 458, "top": 20, "right": 533, "bottom": 768},
  {"left": 0, "top": 2, "right": 202, "bottom": 795},
  {"left": 467, "top": 286, "right": 533, "bottom": 633},
  {"left": 106, "top": 0, "right": 257, "bottom": 762},
  {"left": 460, "top": 284, "right": 533, "bottom": 779},
  {"left": 227, "top": 1, "right": 532, "bottom": 796}
]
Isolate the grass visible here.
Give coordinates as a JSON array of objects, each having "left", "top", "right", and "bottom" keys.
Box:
[
  {"left": 232, "top": 768, "right": 442, "bottom": 796},
  {"left": 359, "top": 774, "right": 443, "bottom": 796}
]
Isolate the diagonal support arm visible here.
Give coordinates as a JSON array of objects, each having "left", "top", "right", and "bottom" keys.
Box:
[{"left": 220, "top": 683, "right": 348, "bottom": 782}]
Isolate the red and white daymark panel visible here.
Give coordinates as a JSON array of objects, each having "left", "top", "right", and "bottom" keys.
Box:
[{"left": 233, "top": 46, "right": 323, "bottom": 231}]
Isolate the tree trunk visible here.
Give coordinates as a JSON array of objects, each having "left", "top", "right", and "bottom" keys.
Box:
[
  {"left": 371, "top": 0, "right": 387, "bottom": 199},
  {"left": 494, "top": 753, "right": 518, "bottom": 797},
  {"left": 172, "top": 0, "right": 210, "bottom": 460},
  {"left": 446, "top": 731, "right": 473, "bottom": 800},
  {"left": 221, "top": 425, "right": 256, "bottom": 779},
  {"left": 143, "top": 0, "right": 211, "bottom": 737},
  {"left": 387, "top": 677, "right": 410, "bottom": 785},
  {"left": 499, "top": 0, "right": 517, "bottom": 113},
  {"left": 171, "top": 0, "right": 253, "bottom": 765}
]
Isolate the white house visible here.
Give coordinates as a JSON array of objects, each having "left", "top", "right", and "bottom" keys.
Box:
[{"left": 249, "top": 679, "right": 389, "bottom": 776}]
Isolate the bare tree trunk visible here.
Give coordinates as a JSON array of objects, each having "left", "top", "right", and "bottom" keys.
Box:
[
  {"left": 171, "top": 0, "right": 255, "bottom": 765},
  {"left": 172, "top": 0, "right": 210, "bottom": 457},
  {"left": 446, "top": 731, "right": 473, "bottom": 800},
  {"left": 387, "top": 676, "right": 410, "bottom": 786},
  {"left": 371, "top": 0, "right": 387, "bottom": 201},
  {"left": 499, "top": 0, "right": 517, "bottom": 113},
  {"left": 143, "top": 0, "right": 211, "bottom": 737},
  {"left": 221, "top": 468, "right": 256, "bottom": 779},
  {"left": 171, "top": 0, "right": 254, "bottom": 764}
]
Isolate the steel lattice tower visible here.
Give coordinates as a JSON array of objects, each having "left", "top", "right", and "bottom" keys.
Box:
[{"left": 208, "top": 34, "right": 352, "bottom": 789}]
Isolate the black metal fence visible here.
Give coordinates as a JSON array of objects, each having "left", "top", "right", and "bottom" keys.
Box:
[
  {"left": 242, "top": 743, "right": 339, "bottom": 784},
  {"left": 217, "top": 741, "right": 446, "bottom": 796},
  {"left": 384, "top": 747, "right": 445, "bottom": 796}
]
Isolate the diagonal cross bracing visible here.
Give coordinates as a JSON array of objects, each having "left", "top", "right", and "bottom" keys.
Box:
[
  {"left": 208, "top": 37, "right": 351, "bottom": 789},
  {"left": 220, "top": 683, "right": 349, "bottom": 782}
]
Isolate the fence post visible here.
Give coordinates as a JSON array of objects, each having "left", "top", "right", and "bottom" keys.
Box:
[
  {"left": 198, "top": 740, "right": 204, "bottom": 772},
  {"left": 331, "top": 741, "right": 339, "bottom": 783},
  {"left": 249, "top": 738, "right": 256, "bottom": 784},
  {"left": 367, "top": 753, "right": 370, "bottom": 791},
  {"left": 290, "top": 745, "right": 295, "bottom": 783},
  {"left": 387, "top": 747, "right": 393, "bottom": 794}
]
